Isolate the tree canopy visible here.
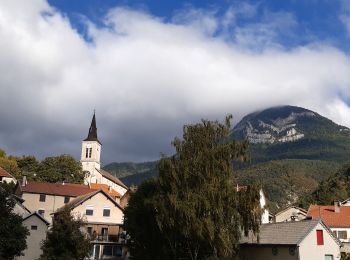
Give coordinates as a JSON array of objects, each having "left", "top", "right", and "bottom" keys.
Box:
[
  {"left": 124, "top": 116, "right": 262, "bottom": 260},
  {"left": 40, "top": 208, "right": 91, "bottom": 260},
  {"left": 0, "top": 149, "right": 84, "bottom": 184},
  {"left": 0, "top": 188, "right": 29, "bottom": 259}
]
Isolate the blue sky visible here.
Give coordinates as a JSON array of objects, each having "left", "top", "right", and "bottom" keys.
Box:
[
  {"left": 48, "top": 0, "right": 350, "bottom": 52},
  {"left": 1, "top": 0, "right": 350, "bottom": 162}
]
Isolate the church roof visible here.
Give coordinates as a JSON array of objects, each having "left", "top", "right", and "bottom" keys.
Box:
[
  {"left": 84, "top": 113, "right": 101, "bottom": 144},
  {"left": 96, "top": 168, "right": 128, "bottom": 190}
]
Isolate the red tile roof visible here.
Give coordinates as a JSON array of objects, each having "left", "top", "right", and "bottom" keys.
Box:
[
  {"left": 0, "top": 167, "right": 13, "bottom": 178},
  {"left": 20, "top": 181, "right": 122, "bottom": 199},
  {"left": 21, "top": 182, "right": 92, "bottom": 197},
  {"left": 89, "top": 183, "right": 121, "bottom": 198},
  {"left": 307, "top": 205, "right": 350, "bottom": 228}
]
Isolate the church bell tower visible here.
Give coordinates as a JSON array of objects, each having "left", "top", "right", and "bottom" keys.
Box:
[{"left": 81, "top": 112, "right": 102, "bottom": 184}]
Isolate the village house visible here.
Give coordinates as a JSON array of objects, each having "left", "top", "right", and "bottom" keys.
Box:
[
  {"left": 240, "top": 219, "right": 342, "bottom": 260},
  {"left": 54, "top": 189, "right": 125, "bottom": 259},
  {"left": 274, "top": 206, "right": 307, "bottom": 222},
  {"left": 15, "top": 113, "right": 128, "bottom": 224},
  {"left": 0, "top": 166, "right": 16, "bottom": 183},
  {"left": 308, "top": 202, "right": 350, "bottom": 253},
  {"left": 15, "top": 180, "right": 122, "bottom": 223}
]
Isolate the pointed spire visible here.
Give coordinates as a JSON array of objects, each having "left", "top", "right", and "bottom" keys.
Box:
[{"left": 84, "top": 112, "right": 101, "bottom": 144}]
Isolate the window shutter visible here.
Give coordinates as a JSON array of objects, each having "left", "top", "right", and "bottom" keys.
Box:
[{"left": 316, "top": 230, "right": 324, "bottom": 245}]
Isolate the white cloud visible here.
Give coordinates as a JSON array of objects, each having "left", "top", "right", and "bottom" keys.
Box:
[{"left": 0, "top": 0, "right": 350, "bottom": 162}]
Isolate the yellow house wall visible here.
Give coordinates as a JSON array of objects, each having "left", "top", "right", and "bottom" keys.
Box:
[
  {"left": 71, "top": 192, "right": 124, "bottom": 225},
  {"left": 22, "top": 193, "right": 74, "bottom": 223}
]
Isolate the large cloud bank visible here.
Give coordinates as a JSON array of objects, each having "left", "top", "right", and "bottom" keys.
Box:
[{"left": 0, "top": 0, "right": 350, "bottom": 163}]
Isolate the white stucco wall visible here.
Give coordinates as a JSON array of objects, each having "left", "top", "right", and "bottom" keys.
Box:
[
  {"left": 275, "top": 207, "right": 307, "bottom": 222},
  {"left": 299, "top": 223, "right": 341, "bottom": 260}
]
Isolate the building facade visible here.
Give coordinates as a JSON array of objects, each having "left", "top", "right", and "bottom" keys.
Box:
[{"left": 240, "top": 220, "right": 341, "bottom": 260}]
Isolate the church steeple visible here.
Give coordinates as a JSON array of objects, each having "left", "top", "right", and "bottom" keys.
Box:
[{"left": 84, "top": 112, "right": 101, "bottom": 144}]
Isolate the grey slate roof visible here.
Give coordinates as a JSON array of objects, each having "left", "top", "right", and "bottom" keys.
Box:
[
  {"left": 97, "top": 168, "right": 128, "bottom": 189},
  {"left": 241, "top": 220, "right": 325, "bottom": 245}
]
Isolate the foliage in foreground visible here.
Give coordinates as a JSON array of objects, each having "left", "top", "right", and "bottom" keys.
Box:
[
  {"left": 39, "top": 208, "right": 91, "bottom": 260},
  {"left": 124, "top": 116, "right": 262, "bottom": 260},
  {"left": 0, "top": 188, "right": 29, "bottom": 259}
]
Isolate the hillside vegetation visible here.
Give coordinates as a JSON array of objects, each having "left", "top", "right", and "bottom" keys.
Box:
[{"left": 105, "top": 105, "right": 350, "bottom": 211}]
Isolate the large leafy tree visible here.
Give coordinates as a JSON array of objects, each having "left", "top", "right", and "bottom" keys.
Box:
[
  {"left": 36, "top": 154, "right": 84, "bottom": 183},
  {"left": 123, "top": 179, "right": 172, "bottom": 260},
  {"left": 40, "top": 208, "right": 91, "bottom": 260},
  {"left": 124, "top": 116, "right": 262, "bottom": 260},
  {"left": 0, "top": 188, "right": 29, "bottom": 259}
]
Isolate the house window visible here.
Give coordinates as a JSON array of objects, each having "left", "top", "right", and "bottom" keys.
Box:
[
  {"left": 85, "top": 147, "right": 92, "bottom": 158},
  {"left": 338, "top": 231, "right": 347, "bottom": 239},
  {"left": 64, "top": 196, "right": 70, "bottom": 204},
  {"left": 31, "top": 225, "right": 38, "bottom": 230},
  {"left": 325, "top": 255, "right": 334, "bottom": 260},
  {"left": 86, "top": 206, "right": 94, "bottom": 216},
  {"left": 39, "top": 194, "right": 46, "bottom": 202},
  {"left": 317, "top": 230, "right": 324, "bottom": 245},
  {"left": 103, "top": 208, "right": 111, "bottom": 217},
  {"left": 38, "top": 209, "right": 45, "bottom": 216}
]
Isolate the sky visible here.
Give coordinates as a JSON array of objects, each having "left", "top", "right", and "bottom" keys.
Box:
[{"left": 1, "top": 0, "right": 350, "bottom": 165}]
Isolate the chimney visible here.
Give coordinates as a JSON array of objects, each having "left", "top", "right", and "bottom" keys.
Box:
[
  {"left": 334, "top": 201, "right": 341, "bottom": 213},
  {"left": 62, "top": 181, "right": 65, "bottom": 186},
  {"left": 22, "top": 176, "right": 27, "bottom": 187}
]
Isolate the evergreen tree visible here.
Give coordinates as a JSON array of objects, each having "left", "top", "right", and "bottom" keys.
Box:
[
  {"left": 40, "top": 208, "right": 91, "bottom": 260},
  {"left": 0, "top": 188, "right": 29, "bottom": 259}
]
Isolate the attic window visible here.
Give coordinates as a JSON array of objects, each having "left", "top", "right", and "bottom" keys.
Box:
[
  {"left": 103, "top": 207, "right": 111, "bottom": 217},
  {"left": 86, "top": 206, "right": 94, "bottom": 216},
  {"left": 317, "top": 230, "right": 324, "bottom": 245}
]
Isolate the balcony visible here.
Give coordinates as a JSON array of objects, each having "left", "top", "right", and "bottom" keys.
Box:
[{"left": 94, "top": 234, "right": 120, "bottom": 242}]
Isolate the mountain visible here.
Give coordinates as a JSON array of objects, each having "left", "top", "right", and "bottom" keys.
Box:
[
  {"left": 104, "top": 105, "right": 350, "bottom": 210},
  {"left": 103, "top": 161, "right": 157, "bottom": 186},
  {"left": 230, "top": 105, "right": 350, "bottom": 163}
]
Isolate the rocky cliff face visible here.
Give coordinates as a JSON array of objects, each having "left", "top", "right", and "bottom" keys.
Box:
[{"left": 242, "top": 111, "right": 315, "bottom": 144}]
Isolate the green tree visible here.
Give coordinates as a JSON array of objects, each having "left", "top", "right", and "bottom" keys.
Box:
[
  {"left": 123, "top": 179, "right": 173, "bottom": 260},
  {"left": 156, "top": 116, "right": 261, "bottom": 260},
  {"left": 40, "top": 208, "right": 91, "bottom": 260},
  {"left": 37, "top": 155, "right": 84, "bottom": 183},
  {"left": 0, "top": 188, "right": 29, "bottom": 259},
  {"left": 0, "top": 157, "right": 20, "bottom": 179},
  {"left": 124, "top": 116, "right": 262, "bottom": 260},
  {"left": 16, "top": 156, "right": 40, "bottom": 180}
]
